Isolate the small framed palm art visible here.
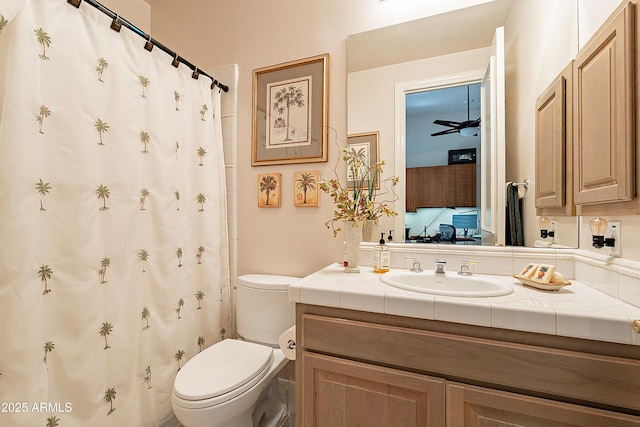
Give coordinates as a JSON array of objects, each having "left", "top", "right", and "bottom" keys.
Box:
[
  {"left": 258, "top": 173, "right": 281, "bottom": 208},
  {"left": 294, "top": 170, "right": 319, "bottom": 207}
]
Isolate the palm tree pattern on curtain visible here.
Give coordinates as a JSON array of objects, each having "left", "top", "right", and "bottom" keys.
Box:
[
  {"left": 35, "top": 178, "right": 52, "bottom": 211},
  {"left": 0, "top": 2, "right": 231, "bottom": 426},
  {"left": 0, "top": 15, "right": 8, "bottom": 35}
]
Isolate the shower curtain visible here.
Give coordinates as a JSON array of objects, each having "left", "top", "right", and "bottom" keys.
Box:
[{"left": 0, "top": 1, "right": 231, "bottom": 426}]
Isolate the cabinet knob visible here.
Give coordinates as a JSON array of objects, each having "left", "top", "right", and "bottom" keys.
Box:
[{"left": 633, "top": 320, "right": 640, "bottom": 334}]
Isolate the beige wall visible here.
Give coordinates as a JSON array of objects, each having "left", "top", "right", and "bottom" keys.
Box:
[
  {"left": 109, "top": 0, "right": 640, "bottom": 275},
  {"left": 147, "top": 0, "right": 496, "bottom": 277},
  {"left": 504, "top": 0, "right": 578, "bottom": 246},
  {"left": 507, "top": 0, "right": 640, "bottom": 258}
]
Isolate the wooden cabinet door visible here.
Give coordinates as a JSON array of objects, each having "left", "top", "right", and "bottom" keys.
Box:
[
  {"left": 406, "top": 166, "right": 443, "bottom": 209},
  {"left": 536, "top": 61, "right": 574, "bottom": 215},
  {"left": 574, "top": 2, "right": 635, "bottom": 206},
  {"left": 406, "top": 167, "right": 418, "bottom": 212},
  {"left": 423, "top": 166, "right": 446, "bottom": 207},
  {"left": 447, "top": 382, "right": 640, "bottom": 427},
  {"left": 406, "top": 164, "right": 476, "bottom": 210},
  {"left": 448, "top": 163, "right": 476, "bottom": 207},
  {"left": 301, "top": 351, "right": 445, "bottom": 427}
]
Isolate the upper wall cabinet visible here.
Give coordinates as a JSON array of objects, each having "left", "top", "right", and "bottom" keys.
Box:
[
  {"left": 573, "top": 1, "right": 636, "bottom": 213},
  {"left": 535, "top": 61, "right": 574, "bottom": 216},
  {"left": 405, "top": 164, "right": 476, "bottom": 212}
]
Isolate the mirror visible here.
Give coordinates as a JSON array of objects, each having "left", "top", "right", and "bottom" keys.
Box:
[{"left": 347, "top": 0, "right": 580, "bottom": 248}]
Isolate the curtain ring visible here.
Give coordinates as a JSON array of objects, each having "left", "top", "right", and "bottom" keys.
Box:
[
  {"left": 110, "top": 15, "right": 122, "bottom": 32},
  {"left": 144, "top": 35, "right": 154, "bottom": 52},
  {"left": 171, "top": 54, "right": 180, "bottom": 68},
  {"left": 192, "top": 67, "right": 199, "bottom": 80}
]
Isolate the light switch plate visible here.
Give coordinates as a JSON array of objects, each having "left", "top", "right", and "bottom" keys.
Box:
[{"left": 550, "top": 219, "right": 558, "bottom": 243}]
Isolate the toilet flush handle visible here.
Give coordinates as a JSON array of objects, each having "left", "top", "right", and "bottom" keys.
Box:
[{"left": 287, "top": 339, "right": 296, "bottom": 350}]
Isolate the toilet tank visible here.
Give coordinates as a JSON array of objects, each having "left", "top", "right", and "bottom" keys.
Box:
[{"left": 236, "top": 274, "right": 298, "bottom": 346}]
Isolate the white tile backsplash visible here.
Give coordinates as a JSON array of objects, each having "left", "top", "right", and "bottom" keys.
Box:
[
  {"left": 589, "top": 265, "right": 620, "bottom": 297},
  {"left": 620, "top": 273, "right": 640, "bottom": 307},
  {"left": 472, "top": 251, "right": 513, "bottom": 276},
  {"left": 555, "top": 256, "right": 575, "bottom": 280}
]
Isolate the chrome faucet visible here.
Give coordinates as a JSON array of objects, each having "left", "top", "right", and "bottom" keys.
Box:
[
  {"left": 458, "top": 259, "right": 478, "bottom": 276},
  {"left": 406, "top": 257, "right": 423, "bottom": 272},
  {"left": 435, "top": 259, "right": 446, "bottom": 274}
]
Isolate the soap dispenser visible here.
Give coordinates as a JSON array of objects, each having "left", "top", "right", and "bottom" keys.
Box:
[{"left": 373, "top": 232, "right": 390, "bottom": 274}]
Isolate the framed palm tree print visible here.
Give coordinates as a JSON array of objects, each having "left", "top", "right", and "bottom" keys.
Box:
[
  {"left": 294, "top": 170, "right": 319, "bottom": 207},
  {"left": 258, "top": 173, "right": 281, "bottom": 207},
  {"left": 346, "top": 131, "right": 380, "bottom": 189},
  {"left": 252, "top": 54, "right": 329, "bottom": 166}
]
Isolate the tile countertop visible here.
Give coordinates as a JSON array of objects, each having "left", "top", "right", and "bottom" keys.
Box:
[{"left": 289, "top": 263, "right": 640, "bottom": 346}]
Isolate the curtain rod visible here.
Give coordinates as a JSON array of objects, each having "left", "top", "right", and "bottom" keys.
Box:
[{"left": 67, "top": 0, "right": 229, "bottom": 92}]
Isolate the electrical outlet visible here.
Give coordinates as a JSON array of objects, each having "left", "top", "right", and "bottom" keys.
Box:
[{"left": 607, "top": 221, "right": 621, "bottom": 257}]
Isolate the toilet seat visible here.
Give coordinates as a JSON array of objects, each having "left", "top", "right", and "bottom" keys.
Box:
[{"left": 173, "top": 339, "right": 274, "bottom": 410}]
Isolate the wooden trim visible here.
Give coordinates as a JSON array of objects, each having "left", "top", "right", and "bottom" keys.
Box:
[
  {"left": 297, "top": 304, "right": 640, "bottom": 415},
  {"left": 297, "top": 304, "right": 640, "bottom": 359}
]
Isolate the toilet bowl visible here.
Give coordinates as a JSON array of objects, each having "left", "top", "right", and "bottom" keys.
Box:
[
  {"left": 171, "top": 274, "right": 298, "bottom": 427},
  {"left": 171, "top": 339, "right": 288, "bottom": 427}
]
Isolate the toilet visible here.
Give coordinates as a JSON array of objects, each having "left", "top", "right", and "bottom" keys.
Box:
[{"left": 171, "top": 274, "right": 298, "bottom": 427}]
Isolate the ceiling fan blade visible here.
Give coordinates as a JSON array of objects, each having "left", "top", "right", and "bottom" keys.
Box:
[
  {"left": 431, "top": 128, "right": 459, "bottom": 137},
  {"left": 431, "top": 86, "right": 480, "bottom": 136},
  {"left": 461, "top": 118, "right": 481, "bottom": 128},
  {"left": 433, "top": 119, "right": 462, "bottom": 127}
]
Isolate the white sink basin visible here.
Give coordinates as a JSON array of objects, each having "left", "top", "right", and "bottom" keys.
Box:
[{"left": 380, "top": 270, "right": 513, "bottom": 297}]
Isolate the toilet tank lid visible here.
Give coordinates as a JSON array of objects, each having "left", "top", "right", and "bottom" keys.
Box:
[{"left": 237, "top": 274, "right": 301, "bottom": 290}]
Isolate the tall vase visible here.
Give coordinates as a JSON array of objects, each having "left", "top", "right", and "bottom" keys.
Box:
[
  {"left": 362, "top": 219, "right": 378, "bottom": 243},
  {"left": 344, "top": 220, "right": 363, "bottom": 273}
]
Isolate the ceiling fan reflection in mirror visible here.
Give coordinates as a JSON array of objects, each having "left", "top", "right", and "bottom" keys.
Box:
[{"left": 431, "top": 85, "right": 480, "bottom": 137}]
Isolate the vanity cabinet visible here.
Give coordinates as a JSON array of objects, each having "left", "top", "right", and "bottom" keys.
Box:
[
  {"left": 573, "top": 1, "right": 637, "bottom": 214},
  {"left": 447, "top": 382, "right": 640, "bottom": 426},
  {"left": 296, "top": 304, "right": 640, "bottom": 426},
  {"left": 406, "top": 163, "right": 476, "bottom": 212},
  {"left": 535, "top": 61, "right": 575, "bottom": 216},
  {"left": 302, "top": 352, "right": 445, "bottom": 426}
]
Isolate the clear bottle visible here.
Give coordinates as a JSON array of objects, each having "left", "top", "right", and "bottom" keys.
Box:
[
  {"left": 373, "top": 233, "right": 390, "bottom": 274},
  {"left": 343, "top": 241, "right": 349, "bottom": 267}
]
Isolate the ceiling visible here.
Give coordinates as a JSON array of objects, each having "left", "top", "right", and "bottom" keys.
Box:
[
  {"left": 406, "top": 83, "right": 482, "bottom": 168},
  {"left": 347, "top": 0, "right": 515, "bottom": 73},
  {"left": 406, "top": 83, "right": 481, "bottom": 118}
]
